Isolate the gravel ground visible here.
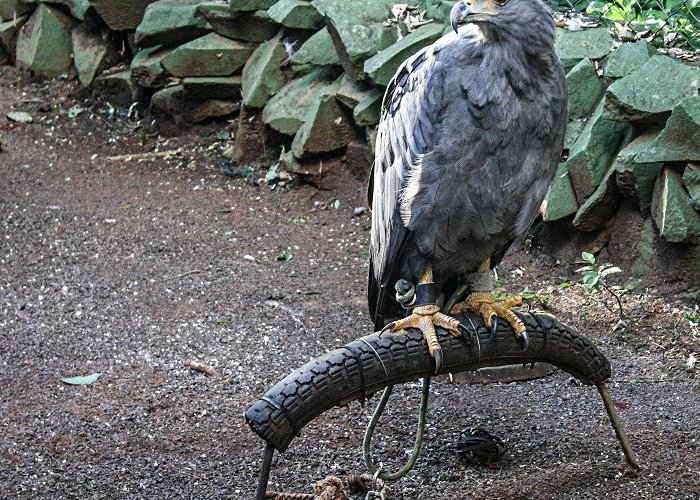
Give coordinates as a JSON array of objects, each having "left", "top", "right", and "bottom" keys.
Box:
[{"left": 1, "top": 67, "right": 699, "bottom": 499}]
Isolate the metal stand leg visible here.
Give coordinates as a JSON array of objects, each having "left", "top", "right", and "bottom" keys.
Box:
[
  {"left": 255, "top": 443, "right": 276, "bottom": 500},
  {"left": 597, "top": 383, "right": 640, "bottom": 470}
]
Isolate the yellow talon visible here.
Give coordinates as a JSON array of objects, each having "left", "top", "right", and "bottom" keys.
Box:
[{"left": 451, "top": 291, "right": 528, "bottom": 344}]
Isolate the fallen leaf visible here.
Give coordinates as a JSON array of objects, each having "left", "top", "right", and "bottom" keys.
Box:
[
  {"left": 62, "top": 373, "right": 102, "bottom": 385},
  {"left": 7, "top": 111, "right": 33, "bottom": 124},
  {"left": 276, "top": 252, "right": 293, "bottom": 261}
]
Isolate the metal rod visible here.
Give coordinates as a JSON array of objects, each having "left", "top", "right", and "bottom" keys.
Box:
[
  {"left": 255, "top": 443, "right": 276, "bottom": 500},
  {"left": 597, "top": 383, "right": 640, "bottom": 470}
]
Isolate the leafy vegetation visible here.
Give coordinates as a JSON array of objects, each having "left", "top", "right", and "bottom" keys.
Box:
[
  {"left": 548, "top": 0, "right": 700, "bottom": 49},
  {"left": 576, "top": 252, "right": 625, "bottom": 319}
]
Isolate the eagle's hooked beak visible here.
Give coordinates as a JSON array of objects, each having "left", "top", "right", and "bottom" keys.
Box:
[
  {"left": 450, "top": 0, "right": 496, "bottom": 33},
  {"left": 450, "top": 0, "right": 469, "bottom": 33}
]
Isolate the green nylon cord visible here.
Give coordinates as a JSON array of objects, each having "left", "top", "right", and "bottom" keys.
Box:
[
  {"left": 362, "top": 377, "right": 431, "bottom": 482},
  {"left": 363, "top": 285, "right": 466, "bottom": 482}
]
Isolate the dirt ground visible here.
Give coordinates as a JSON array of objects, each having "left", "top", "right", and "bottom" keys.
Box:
[{"left": 1, "top": 66, "right": 699, "bottom": 499}]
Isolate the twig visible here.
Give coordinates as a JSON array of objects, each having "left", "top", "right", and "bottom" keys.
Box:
[
  {"left": 179, "top": 269, "right": 203, "bottom": 279},
  {"left": 107, "top": 149, "right": 182, "bottom": 161},
  {"left": 602, "top": 282, "right": 625, "bottom": 319},
  {"left": 183, "top": 359, "right": 218, "bottom": 376}
]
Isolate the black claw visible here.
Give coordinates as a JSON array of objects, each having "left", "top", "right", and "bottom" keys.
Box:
[
  {"left": 458, "top": 323, "right": 471, "bottom": 336},
  {"left": 434, "top": 349, "right": 443, "bottom": 374},
  {"left": 520, "top": 330, "right": 529, "bottom": 351},
  {"left": 379, "top": 322, "right": 395, "bottom": 335},
  {"left": 490, "top": 315, "right": 498, "bottom": 340}
]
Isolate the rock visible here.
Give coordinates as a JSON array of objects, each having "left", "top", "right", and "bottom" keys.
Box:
[
  {"left": 71, "top": 19, "right": 122, "bottom": 87},
  {"left": 93, "top": 69, "right": 142, "bottom": 106},
  {"left": 15, "top": 4, "right": 77, "bottom": 79},
  {"left": 425, "top": 0, "right": 452, "bottom": 24},
  {"left": 334, "top": 74, "right": 382, "bottom": 126},
  {"left": 197, "top": 3, "right": 276, "bottom": 42},
  {"left": 567, "top": 99, "right": 631, "bottom": 201},
  {"left": 634, "top": 96, "right": 700, "bottom": 164},
  {"left": 134, "top": 0, "right": 210, "bottom": 48},
  {"left": 312, "top": 0, "right": 397, "bottom": 78},
  {"left": 572, "top": 167, "right": 621, "bottom": 231},
  {"left": 335, "top": 74, "right": 373, "bottom": 109},
  {"left": 0, "top": 0, "right": 33, "bottom": 20},
  {"left": 353, "top": 89, "right": 382, "bottom": 126},
  {"left": 564, "top": 118, "right": 586, "bottom": 150},
  {"left": 267, "top": 0, "right": 323, "bottom": 30},
  {"left": 229, "top": 0, "right": 276, "bottom": 12},
  {"left": 605, "top": 55, "right": 700, "bottom": 123},
  {"left": 364, "top": 23, "right": 444, "bottom": 86},
  {"left": 130, "top": 45, "right": 172, "bottom": 88},
  {"left": 183, "top": 75, "right": 242, "bottom": 100},
  {"left": 0, "top": 15, "right": 28, "bottom": 62},
  {"left": 683, "top": 163, "right": 700, "bottom": 208},
  {"left": 241, "top": 33, "right": 286, "bottom": 108},
  {"left": 651, "top": 168, "right": 700, "bottom": 243},
  {"left": 7, "top": 110, "right": 33, "bottom": 122},
  {"left": 89, "top": 0, "right": 157, "bottom": 31},
  {"left": 554, "top": 27, "right": 613, "bottom": 72},
  {"left": 39, "top": 0, "right": 91, "bottom": 20},
  {"left": 291, "top": 89, "right": 354, "bottom": 158},
  {"left": 262, "top": 66, "right": 339, "bottom": 135},
  {"left": 290, "top": 27, "right": 339, "bottom": 68},
  {"left": 151, "top": 84, "right": 239, "bottom": 124},
  {"left": 604, "top": 41, "right": 654, "bottom": 79},
  {"left": 219, "top": 9, "right": 277, "bottom": 42},
  {"left": 614, "top": 129, "right": 663, "bottom": 211},
  {"left": 161, "top": 33, "right": 254, "bottom": 77},
  {"left": 566, "top": 58, "right": 604, "bottom": 120},
  {"left": 543, "top": 161, "right": 578, "bottom": 221}
]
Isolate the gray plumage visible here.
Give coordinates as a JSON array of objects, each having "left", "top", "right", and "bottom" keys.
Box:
[{"left": 368, "top": 0, "right": 568, "bottom": 329}]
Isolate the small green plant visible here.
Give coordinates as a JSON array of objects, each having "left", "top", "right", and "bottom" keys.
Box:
[
  {"left": 521, "top": 287, "right": 556, "bottom": 309},
  {"left": 548, "top": 0, "right": 700, "bottom": 50},
  {"left": 576, "top": 252, "right": 625, "bottom": 319}
]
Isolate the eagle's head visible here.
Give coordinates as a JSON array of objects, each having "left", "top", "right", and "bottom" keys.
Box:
[{"left": 450, "top": 0, "right": 553, "bottom": 36}]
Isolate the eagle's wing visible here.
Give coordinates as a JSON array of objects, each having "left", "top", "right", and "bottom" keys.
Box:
[{"left": 368, "top": 44, "right": 447, "bottom": 329}]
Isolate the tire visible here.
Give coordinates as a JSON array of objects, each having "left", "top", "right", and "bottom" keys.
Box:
[{"left": 245, "top": 312, "right": 610, "bottom": 453}]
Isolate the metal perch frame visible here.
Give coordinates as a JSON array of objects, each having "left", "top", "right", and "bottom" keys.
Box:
[{"left": 246, "top": 312, "right": 639, "bottom": 499}]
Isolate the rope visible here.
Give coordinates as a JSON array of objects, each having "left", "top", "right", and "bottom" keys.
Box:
[{"left": 362, "top": 377, "right": 430, "bottom": 482}]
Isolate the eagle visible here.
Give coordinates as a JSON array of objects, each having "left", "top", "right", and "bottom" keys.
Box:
[{"left": 368, "top": 0, "right": 568, "bottom": 372}]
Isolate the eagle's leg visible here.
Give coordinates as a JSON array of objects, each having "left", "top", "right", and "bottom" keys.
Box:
[
  {"left": 381, "top": 265, "right": 466, "bottom": 373},
  {"left": 451, "top": 258, "right": 529, "bottom": 350}
]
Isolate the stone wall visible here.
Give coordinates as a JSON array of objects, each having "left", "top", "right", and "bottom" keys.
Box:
[{"left": 1, "top": 0, "right": 698, "bottom": 288}]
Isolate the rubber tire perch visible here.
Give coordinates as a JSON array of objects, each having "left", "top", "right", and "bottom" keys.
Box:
[{"left": 246, "top": 312, "right": 611, "bottom": 453}]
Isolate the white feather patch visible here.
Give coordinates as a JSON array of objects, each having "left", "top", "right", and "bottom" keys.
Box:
[{"left": 399, "top": 154, "right": 425, "bottom": 227}]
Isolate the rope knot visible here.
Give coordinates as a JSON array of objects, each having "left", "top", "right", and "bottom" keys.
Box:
[{"left": 313, "top": 476, "right": 348, "bottom": 500}]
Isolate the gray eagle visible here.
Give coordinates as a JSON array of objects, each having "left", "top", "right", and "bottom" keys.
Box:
[{"left": 368, "top": 0, "right": 568, "bottom": 371}]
